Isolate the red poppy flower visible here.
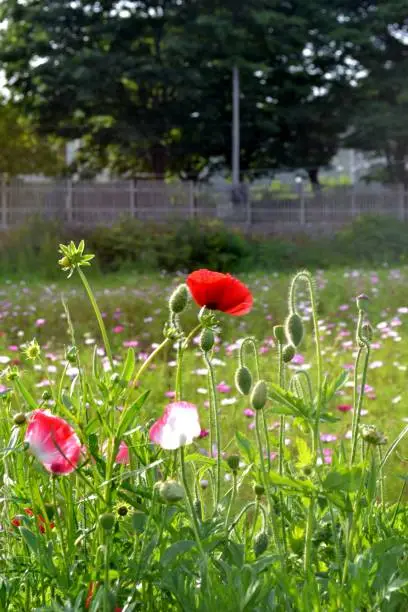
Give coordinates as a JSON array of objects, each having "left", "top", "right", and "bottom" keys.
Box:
[
  {"left": 12, "top": 507, "right": 55, "bottom": 534},
  {"left": 186, "top": 269, "right": 253, "bottom": 316},
  {"left": 25, "top": 410, "right": 81, "bottom": 475}
]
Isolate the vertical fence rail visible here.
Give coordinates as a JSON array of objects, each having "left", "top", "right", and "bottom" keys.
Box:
[{"left": 1, "top": 176, "right": 7, "bottom": 229}]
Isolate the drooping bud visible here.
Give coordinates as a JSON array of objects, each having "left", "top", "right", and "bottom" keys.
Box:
[
  {"left": 13, "top": 412, "right": 27, "bottom": 426},
  {"left": 285, "top": 313, "right": 304, "bottom": 347},
  {"left": 99, "top": 512, "right": 115, "bottom": 531},
  {"left": 273, "top": 325, "right": 285, "bottom": 345},
  {"left": 226, "top": 454, "right": 240, "bottom": 473},
  {"left": 253, "top": 483, "right": 265, "bottom": 497},
  {"left": 157, "top": 480, "right": 185, "bottom": 504},
  {"left": 253, "top": 531, "right": 268, "bottom": 557},
  {"left": 356, "top": 294, "right": 369, "bottom": 312},
  {"left": 282, "top": 344, "right": 295, "bottom": 363},
  {"left": 235, "top": 366, "right": 252, "bottom": 395},
  {"left": 200, "top": 328, "right": 215, "bottom": 353},
  {"left": 360, "top": 424, "right": 387, "bottom": 446},
  {"left": 250, "top": 380, "right": 268, "bottom": 411},
  {"left": 360, "top": 322, "right": 373, "bottom": 344},
  {"left": 169, "top": 284, "right": 189, "bottom": 314}
]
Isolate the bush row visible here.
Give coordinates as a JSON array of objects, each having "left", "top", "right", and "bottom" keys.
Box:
[{"left": 0, "top": 215, "right": 406, "bottom": 278}]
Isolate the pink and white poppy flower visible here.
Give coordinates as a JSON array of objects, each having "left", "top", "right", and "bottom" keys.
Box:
[
  {"left": 115, "top": 440, "right": 130, "bottom": 464},
  {"left": 149, "top": 401, "right": 201, "bottom": 450},
  {"left": 25, "top": 410, "right": 81, "bottom": 475}
]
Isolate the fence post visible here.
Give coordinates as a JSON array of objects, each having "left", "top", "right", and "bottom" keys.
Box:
[
  {"left": 245, "top": 193, "right": 252, "bottom": 229},
  {"left": 399, "top": 183, "right": 405, "bottom": 221},
  {"left": 188, "top": 180, "right": 195, "bottom": 219},
  {"left": 1, "top": 175, "right": 7, "bottom": 229},
  {"left": 351, "top": 185, "right": 357, "bottom": 218},
  {"left": 66, "top": 179, "right": 73, "bottom": 223},
  {"left": 299, "top": 184, "right": 306, "bottom": 225},
  {"left": 129, "top": 180, "right": 136, "bottom": 218}
]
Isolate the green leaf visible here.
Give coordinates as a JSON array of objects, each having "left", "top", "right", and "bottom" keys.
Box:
[
  {"left": 235, "top": 431, "right": 255, "bottom": 463},
  {"left": 295, "top": 438, "right": 313, "bottom": 468},
  {"left": 120, "top": 348, "right": 136, "bottom": 383},
  {"left": 184, "top": 453, "right": 217, "bottom": 467},
  {"left": 268, "top": 472, "right": 315, "bottom": 492},
  {"left": 268, "top": 383, "right": 312, "bottom": 418},
  {"left": 323, "top": 371, "right": 349, "bottom": 403},
  {"left": 115, "top": 390, "right": 150, "bottom": 441},
  {"left": 322, "top": 466, "right": 363, "bottom": 493},
  {"left": 20, "top": 527, "right": 40, "bottom": 555},
  {"left": 160, "top": 540, "right": 196, "bottom": 566}
]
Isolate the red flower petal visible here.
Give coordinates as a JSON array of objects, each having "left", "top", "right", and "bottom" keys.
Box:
[
  {"left": 25, "top": 410, "right": 81, "bottom": 475},
  {"left": 186, "top": 269, "right": 253, "bottom": 316}
]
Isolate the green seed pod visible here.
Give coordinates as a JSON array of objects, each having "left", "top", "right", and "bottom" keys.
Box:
[
  {"left": 157, "top": 480, "right": 185, "bottom": 504},
  {"left": 226, "top": 454, "right": 240, "bottom": 472},
  {"left": 13, "top": 412, "right": 27, "bottom": 426},
  {"left": 235, "top": 366, "right": 252, "bottom": 395},
  {"left": 169, "top": 284, "right": 189, "bottom": 314},
  {"left": 273, "top": 325, "right": 285, "bottom": 345},
  {"left": 193, "top": 498, "right": 202, "bottom": 519},
  {"left": 250, "top": 380, "right": 268, "bottom": 411},
  {"left": 99, "top": 512, "right": 115, "bottom": 531},
  {"left": 200, "top": 328, "right": 215, "bottom": 353},
  {"left": 253, "top": 531, "right": 268, "bottom": 557},
  {"left": 356, "top": 293, "right": 369, "bottom": 312},
  {"left": 282, "top": 344, "right": 295, "bottom": 363},
  {"left": 253, "top": 483, "right": 265, "bottom": 497},
  {"left": 360, "top": 424, "right": 387, "bottom": 446},
  {"left": 285, "top": 313, "right": 304, "bottom": 347}
]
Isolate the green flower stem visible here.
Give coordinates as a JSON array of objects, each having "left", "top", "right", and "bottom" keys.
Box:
[
  {"left": 175, "top": 324, "right": 203, "bottom": 401},
  {"left": 103, "top": 536, "right": 111, "bottom": 612},
  {"left": 203, "top": 353, "right": 221, "bottom": 510},
  {"left": 255, "top": 410, "right": 280, "bottom": 553},
  {"left": 132, "top": 337, "right": 171, "bottom": 387},
  {"left": 290, "top": 272, "right": 322, "bottom": 574},
  {"left": 350, "top": 343, "right": 370, "bottom": 466},
  {"left": 180, "top": 446, "right": 206, "bottom": 561},
  {"left": 225, "top": 472, "right": 237, "bottom": 536},
  {"left": 278, "top": 343, "right": 285, "bottom": 477},
  {"left": 378, "top": 446, "right": 385, "bottom": 508},
  {"left": 240, "top": 337, "right": 271, "bottom": 471},
  {"left": 77, "top": 267, "right": 113, "bottom": 370},
  {"left": 391, "top": 480, "right": 407, "bottom": 528}
]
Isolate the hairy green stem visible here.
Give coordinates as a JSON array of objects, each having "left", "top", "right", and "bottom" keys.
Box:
[
  {"left": 180, "top": 446, "right": 206, "bottom": 561},
  {"left": 132, "top": 337, "right": 171, "bottom": 387},
  {"left": 204, "top": 353, "right": 221, "bottom": 510},
  {"left": 77, "top": 267, "right": 113, "bottom": 370},
  {"left": 225, "top": 472, "right": 237, "bottom": 536},
  {"left": 350, "top": 343, "right": 370, "bottom": 465}
]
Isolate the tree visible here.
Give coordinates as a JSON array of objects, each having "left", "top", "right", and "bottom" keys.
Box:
[{"left": 0, "top": 101, "right": 64, "bottom": 177}]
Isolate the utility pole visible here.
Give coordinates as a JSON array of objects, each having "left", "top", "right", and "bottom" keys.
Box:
[{"left": 232, "top": 65, "right": 240, "bottom": 187}]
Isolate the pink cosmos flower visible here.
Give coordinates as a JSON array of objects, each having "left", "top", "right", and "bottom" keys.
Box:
[
  {"left": 216, "top": 381, "right": 231, "bottom": 393},
  {"left": 35, "top": 318, "right": 46, "bottom": 327},
  {"left": 292, "top": 354, "right": 305, "bottom": 366},
  {"left": 149, "top": 402, "right": 201, "bottom": 450},
  {"left": 243, "top": 408, "right": 255, "bottom": 418},
  {"left": 164, "top": 390, "right": 176, "bottom": 399},
  {"left": 337, "top": 404, "right": 353, "bottom": 413},
  {"left": 113, "top": 325, "right": 124, "bottom": 334},
  {"left": 123, "top": 340, "right": 139, "bottom": 348},
  {"left": 25, "top": 410, "right": 81, "bottom": 474},
  {"left": 199, "top": 428, "right": 209, "bottom": 439},
  {"left": 115, "top": 441, "right": 130, "bottom": 464},
  {"left": 320, "top": 433, "right": 337, "bottom": 442}
]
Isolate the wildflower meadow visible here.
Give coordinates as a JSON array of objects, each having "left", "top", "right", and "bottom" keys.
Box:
[{"left": 1, "top": 242, "right": 408, "bottom": 611}]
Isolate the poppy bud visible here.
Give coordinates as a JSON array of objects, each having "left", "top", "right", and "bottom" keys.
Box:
[
  {"left": 273, "top": 325, "right": 285, "bottom": 345},
  {"left": 13, "top": 412, "right": 27, "bottom": 426},
  {"left": 66, "top": 346, "right": 77, "bottom": 364},
  {"left": 193, "top": 498, "right": 202, "bottom": 519},
  {"left": 169, "top": 284, "right": 189, "bottom": 314},
  {"left": 235, "top": 366, "right": 252, "bottom": 395},
  {"left": 253, "top": 483, "right": 265, "bottom": 497},
  {"left": 285, "top": 313, "right": 304, "bottom": 347},
  {"left": 282, "top": 344, "right": 295, "bottom": 363},
  {"left": 99, "top": 512, "right": 115, "bottom": 531},
  {"left": 157, "top": 480, "right": 185, "bottom": 504},
  {"left": 253, "top": 531, "right": 268, "bottom": 557},
  {"left": 226, "top": 454, "right": 240, "bottom": 473},
  {"left": 42, "top": 390, "right": 52, "bottom": 401},
  {"left": 361, "top": 322, "right": 373, "bottom": 344},
  {"left": 356, "top": 294, "right": 369, "bottom": 312},
  {"left": 251, "top": 380, "right": 268, "bottom": 411},
  {"left": 200, "top": 328, "right": 214, "bottom": 353},
  {"left": 360, "top": 424, "right": 387, "bottom": 446}
]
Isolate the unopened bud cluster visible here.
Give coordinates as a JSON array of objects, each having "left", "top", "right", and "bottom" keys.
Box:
[
  {"left": 155, "top": 479, "right": 185, "bottom": 504},
  {"left": 360, "top": 424, "right": 387, "bottom": 446}
]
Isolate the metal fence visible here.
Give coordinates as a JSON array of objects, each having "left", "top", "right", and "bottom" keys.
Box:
[{"left": 1, "top": 179, "right": 406, "bottom": 234}]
